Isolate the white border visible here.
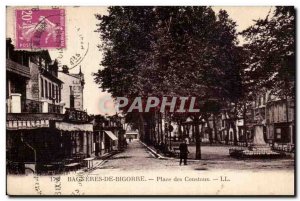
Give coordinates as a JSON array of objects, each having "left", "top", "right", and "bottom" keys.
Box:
[{"left": 1, "top": 1, "right": 299, "bottom": 200}]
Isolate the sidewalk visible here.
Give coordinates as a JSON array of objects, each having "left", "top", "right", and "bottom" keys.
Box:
[
  {"left": 84, "top": 150, "right": 121, "bottom": 172},
  {"left": 139, "top": 141, "right": 170, "bottom": 160}
]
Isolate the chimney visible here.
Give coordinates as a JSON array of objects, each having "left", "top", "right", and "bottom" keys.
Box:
[
  {"left": 79, "top": 66, "right": 82, "bottom": 75},
  {"left": 62, "top": 65, "right": 69, "bottom": 74}
]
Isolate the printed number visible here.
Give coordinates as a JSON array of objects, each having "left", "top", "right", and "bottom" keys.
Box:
[{"left": 21, "top": 10, "right": 32, "bottom": 21}]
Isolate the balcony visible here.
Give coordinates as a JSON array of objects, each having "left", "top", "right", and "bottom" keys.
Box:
[
  {"left": 21, "top": 100, "right": 62, "bottom": 114},
  {"left": 64, "top": 108, "right": 89, "bottom": 123},
  {"left": 21, "top": 99, "right": 43, "bottom": 113},
  {"left": 7, "top": 94, "right": 63, "bottom": 114},
  {"left": 48, "top": 103, "right": 63, "bottom": 114}
]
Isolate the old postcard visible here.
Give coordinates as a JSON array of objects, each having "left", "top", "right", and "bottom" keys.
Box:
[{"left": 6, "top": 6, "right": 295, "bottom": 196}]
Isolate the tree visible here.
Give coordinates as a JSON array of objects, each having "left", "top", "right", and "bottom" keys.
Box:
[
  {"left": 95, "top": 7, "right": 244, "bottom": 159},
  {"left": 95, "top": 7, "right": 158, "bottom": 141},
  {"left": 95, "top": 7, "right": 157, "bottom": 97},
  {"left": 242, "top": 6, "right": 295, "bottom": 138},
  {"left": 241, "top": 6, "right": 295, "bottom": 99},
  {"left": 142, "top": 8, "right": 242, "bottom": 158}
]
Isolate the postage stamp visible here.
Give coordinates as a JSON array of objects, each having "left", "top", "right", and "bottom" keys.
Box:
[{"left": 15, "top": 8, "right": 65, "bottom": 49}]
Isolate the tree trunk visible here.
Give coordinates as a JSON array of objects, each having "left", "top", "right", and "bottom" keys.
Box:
[
  {"left": 160, "top": 113, "right": 163, "bottom": 143},
  {"left": 232, "top": 120, "right": 238, "bottom": 146},
  {"left": 156, "top": 111, "right": 160, "bottom": 145},
  {"left": 152, "top": 114, "right": 156, "bottom": 145},
  {"left": 148, "top": 115, "right": 152, "bottom": 144},
  {"left": 204, "top": 114, "right": 213, "bottom": 145},
  {"left": 191, "top": 124, "right": 195, "bottom": 142},
  {"left": 243, "top": 103, "right": 248, "bottom": 147},
  {"left": 178, "top": 121, "right": 182, "bottom": 140},
  {"left": 212, "top": 114, "right": 220, "bottom": 143},
  {"left": 194, "top": 116, "right": 201, "bottom": 160},
  {"left": 225, "top": 113, "right": 229, "bottom": 145},
  {"left": 138, "top": 113, "right": 146, "bottom": 143},
  {"left": 285, "top": 96, "right": 292, "bottom": 143}
]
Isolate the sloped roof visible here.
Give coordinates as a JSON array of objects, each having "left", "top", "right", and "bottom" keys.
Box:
[{"left": 6, "top": 59, "right": 31, "bottom": 78}]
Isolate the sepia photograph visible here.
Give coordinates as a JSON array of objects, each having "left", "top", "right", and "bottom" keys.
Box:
[{"left": 5, "top": 4, "right": 295, "bottom": 196}]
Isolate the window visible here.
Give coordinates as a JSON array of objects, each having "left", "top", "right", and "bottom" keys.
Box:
[
  {"left": 55, "top": 86, "right": 58, "bottom": 103},
  {"left": 49, "top": 82, "right": 52, "bottom": 98},
  {"left": 6, "top": 80, "right": 9, "bottom": 99},
  {"left": 41, "top": 58, "right": 45, "bottom": 68},
  {"left": 41, "top": 77, "right": 44, "bottom": 97},
  {"left": 59, "top": 87, "right": 61, "bottom": 102},
  {"left": 70, "top": 86, "right": 74, "bottom": 108},
  {"left": 79, "top": 134, "right": 84, "bottom": 152},
  {"left": 52, "top": 83, "right": 55, "bottom": 99},
  {"left": 276, "top": 128, "right": 281, "bottom": 140},
  {"left": 70, "top": 95, "right": 75, "bottom": 108},
  {"left": 45, "top": 80, "right": 48, "bottom": 98}
]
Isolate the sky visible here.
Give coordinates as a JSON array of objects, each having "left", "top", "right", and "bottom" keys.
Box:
[{"left": 7, "top": 6, "right": 272, "bottom": 116}]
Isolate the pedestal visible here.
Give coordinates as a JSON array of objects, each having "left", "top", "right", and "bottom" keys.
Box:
[{"left": 10, "top": 93, "right": 21, "bottom": 113}]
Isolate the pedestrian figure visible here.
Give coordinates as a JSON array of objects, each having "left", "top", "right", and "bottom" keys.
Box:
[
  {"left": 179, "top": 139, "right": 189, "bottom": 165},
  {"left": 123, "top": 138, "right": 128, "bottom": 148}
]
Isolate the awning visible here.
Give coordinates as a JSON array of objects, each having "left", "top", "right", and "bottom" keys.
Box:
[
  {"left": 104, "top": 130, "right": 118, "bottom": 141},
  {"left": 7, "top": 120, "right": 50, "bottom": 130},
  {"left": 55, "top": 122, "right": 93, "bottom": 132}
]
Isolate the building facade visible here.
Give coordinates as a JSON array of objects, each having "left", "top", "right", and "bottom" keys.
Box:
[
  {"left": 6, "top": 39, "right": 93, "bottom": 174},
  {"left": 93, "top": 115, "right": 125, "bottom": 156},
  {"left": 58, "top": 66, "right": 84, "bottom": 110},
  {"left": 6, "top": 38, "right": 65, "bottom": 174},
  {"left": 56, "top": 66, "right": 94, "bottom": 160},
  {"left": 252, "top": 91, "right": 295, "bottom": 145}
]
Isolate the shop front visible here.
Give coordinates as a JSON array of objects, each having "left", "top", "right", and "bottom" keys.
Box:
[{"left": 7, "top": 118, "right": 94, "bottom": 174}]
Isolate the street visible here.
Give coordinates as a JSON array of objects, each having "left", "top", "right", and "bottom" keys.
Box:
[
  {"left": 96, "top": 140, "right": 171, "bottom": 171},
  {"left": 7, "top": 140, "right": 294, "bottom": 195},
  {"left": 92, "top": 140, "right": 294, "bottom": 172}
]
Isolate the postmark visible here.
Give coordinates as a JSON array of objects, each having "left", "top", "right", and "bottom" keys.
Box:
[
  {"left": 15, "top": 8, "right": 65, "bottom": 49},
  {"left": 54, "top": 26, "right": 89, "bottom": 70}
]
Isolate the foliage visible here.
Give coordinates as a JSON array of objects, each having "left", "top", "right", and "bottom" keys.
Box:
[{"left": 241, "top": 6, "right": 295, "bottom": 99}]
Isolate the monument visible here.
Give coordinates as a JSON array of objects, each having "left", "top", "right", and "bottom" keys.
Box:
[{"left": 230, "top": 118, "right": 283, "bottom": 159}]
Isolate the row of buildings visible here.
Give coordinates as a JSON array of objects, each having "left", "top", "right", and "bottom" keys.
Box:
[
  {"left": 140, "top": 92, "right": 295, "bottom": 151},
  {"left": 216, "top": 92, "right": 295, "bottom": 147},
  {"left": 6, "top": 38, "right": 125, "bottom": 174}
]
